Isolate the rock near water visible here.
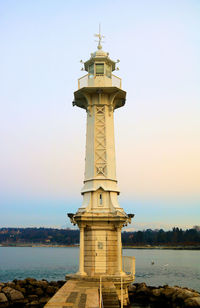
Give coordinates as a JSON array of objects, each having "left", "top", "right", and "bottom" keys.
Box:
[
  {"left": 0, "top": 278, "right": 65, "bottom": 307},
  {"left": 1, "top": 279, "right": 200, "bottom": 307},
  {"left": 129, "top": 283, "right": 200, "bottom": 307}
]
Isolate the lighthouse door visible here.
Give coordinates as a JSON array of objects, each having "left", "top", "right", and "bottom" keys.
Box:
[{"left": 94, "top": 230, "right": 106, "bottom": 274}]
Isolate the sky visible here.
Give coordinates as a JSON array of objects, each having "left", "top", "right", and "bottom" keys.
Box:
[{"left": 0, "top": 0, "right": 200, "bottom": 231}]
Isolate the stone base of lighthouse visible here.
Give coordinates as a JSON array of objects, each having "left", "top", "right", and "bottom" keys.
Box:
[{"left": 67, "top": 214, "right": 135, "bottom": 305}]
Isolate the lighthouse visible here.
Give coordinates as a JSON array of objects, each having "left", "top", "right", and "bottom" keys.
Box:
[{"left": 68, "top": 30, "right": 134, "bottom": 304}]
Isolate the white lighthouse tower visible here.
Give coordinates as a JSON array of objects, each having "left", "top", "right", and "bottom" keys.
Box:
[{"left": 68, "top": 30, "right": 134, "bottom": 304}]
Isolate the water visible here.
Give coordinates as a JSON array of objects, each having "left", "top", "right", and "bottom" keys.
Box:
[
  {"left": 125, "top": 248, "right": 200, "bottom": 291},
  {"left": 0, "top": 247, "right": 200, "bottom": 291}
]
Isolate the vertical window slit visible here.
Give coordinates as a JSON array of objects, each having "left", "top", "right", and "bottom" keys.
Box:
[{"left": 99, "top": 194, "right": 103, "bottom": 205}]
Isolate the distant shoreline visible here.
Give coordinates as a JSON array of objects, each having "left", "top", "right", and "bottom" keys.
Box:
[
  {"left": 1, "top": 244, "right": 200, "bottom": 250},
  {"left": 0, "top": 244, "right": 78, "bottom": 248},
  {"left": 123, "top": 245, "right": 200, "bottom": 250}
]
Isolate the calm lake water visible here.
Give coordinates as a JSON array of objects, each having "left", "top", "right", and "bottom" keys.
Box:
[{"left": 0, "top": 247, "right": 200, "bottom": 291}]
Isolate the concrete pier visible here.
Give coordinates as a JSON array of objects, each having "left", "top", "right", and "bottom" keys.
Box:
[
  {"left": 45, "top": 273, "right": 134, "bottom": 308},
  {"left": 44, "top": 280, "right": 99, "bottom": 308}
]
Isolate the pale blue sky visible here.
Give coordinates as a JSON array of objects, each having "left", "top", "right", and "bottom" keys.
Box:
[{"left": 0, "top": 0, "right": 200, "bottom": 230}]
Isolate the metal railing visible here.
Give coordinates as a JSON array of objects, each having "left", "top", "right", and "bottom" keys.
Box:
[
  {"left": 98, "top": 257, "right": 135, "bottom": 308},
  {"left": 112, "top": 74, "right": 121, "bottom": 88},
  {"left": 99, "top": 276, "right": 125, "bottom": 308},
  {"left": 122, "top": 256, "right": 135, "bottom": 276},
  {"left": 99, "top": 276, "right": 104, "bottom": 308},
  {"left": 78, "top": 74, "right": 121, "bottom": 89},
  {"left": 78, "top": 74, "right": 88, "bottom": 89}
]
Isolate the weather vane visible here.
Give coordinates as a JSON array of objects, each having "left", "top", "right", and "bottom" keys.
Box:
[{"left": 94, "top": 24, "right": 105, "bottom": 50}]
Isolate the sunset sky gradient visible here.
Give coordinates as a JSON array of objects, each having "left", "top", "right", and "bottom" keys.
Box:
[{"left": 0, "top": 0, "right": 200, "bottom": 230}]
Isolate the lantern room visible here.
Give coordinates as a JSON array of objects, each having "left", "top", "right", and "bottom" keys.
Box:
[{"left": 78, "top": 46, "right": 121, "bottom": 89}]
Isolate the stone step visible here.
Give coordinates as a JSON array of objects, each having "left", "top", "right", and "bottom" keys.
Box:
[
  {"left": 102, "top": 295, "right": 118, "bottom": 298},
  {"left": 103, "top": 303, "right": 119, "bottom": 306},
  {"left": 102, "top": 290, "right": 118, "bottom": 294},
  {"left": 102, "top": 294, "right": 119, "bottom": 299},
  {"left": 102, "top": 303, "right": 119, "bottom": 308},
  {"left": 102, "top": 293, "right": 118, "bottom": 297},
  {"left": 102, "top": 289, "right": 120, "bottom": 308},
  {"left": 103, "top": 302, "right": 120, "bottom": 308},
  {"left": 101, "top": 282, "right": 120, "bottom": 308},
  {"left": 103, "top": 301, "right": 119, "bottom": 303},
  {"left": 102, "top": 301, "right": 119, "bottom": 305}
]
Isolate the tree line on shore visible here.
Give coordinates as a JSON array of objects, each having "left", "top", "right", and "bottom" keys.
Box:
[
  {"left": 0, "top": 227, "right": 200, "bottom": 246},
  {"left": 122, "top": 227, "right": 200, "bottom": 246}
]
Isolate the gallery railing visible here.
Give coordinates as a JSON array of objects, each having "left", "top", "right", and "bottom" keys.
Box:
[{"left": 78, "top": 74, "right": 122, "bottom": 89}]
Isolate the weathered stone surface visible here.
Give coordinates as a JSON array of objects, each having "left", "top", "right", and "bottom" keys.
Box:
[
  {"left": 0, "top": 279, "right": 64, "bottom": 307},
  {"left": 0, "top": 284, "right": 5, "bottom": 293},
  {"left": 49, "top": 281, "right": 58, "bottom": 287},
  {"left": 162, "top": 286, "right": 178, "bottom": 298},
  {"left": 129, "top": 284, "right": 136, "bottom": 292},
  {"left": 184, "top": 297, "right": 200, "bottom": 307},
  {"left": 136, "top": 282, "right": 146, "bottom": 289},
  {"left": 18, "top": 279, "right": 26, "bottom": 287},
  {"left": 1, "top": 287, "right": 12, "bottom": 296},
  {"left": 39, "top": 296, "right": 50, "bottom": 305},
  {"left": 9, "top": 288, "right": 24, "bottom": 302},
  {"left": 6, "top": 282, "right": 15, "bottom": 289},
  {"left": 26, "top": 285, "right": 35, "bottom": 295},
  {"left": 57, "top": 280, "right": 65, "bottom": 287},
  {"left": 2, "top": 286, "right": 24, "bottom": 303},
  {"left": 29, "top": 300, "right": 40, "bottom": 307},
  {"left": 171, "top": 287, "right": 184, "bottom": 301},
  {"left": 36, "top": 280, "right": 48, "bottom": 289},
  {"left": 35, "top": 287, "right": 43, "bottom": 296},
  {"left": 0, "top": 293, "right": 8, "bottom": 304},
  {"left": 129, "top": 283, "right": 200, "bottom": 308},
  {"left": 26, "top": 278, "right": 37, "bottom": 285},
  {"left": 176, "top": 289, "right": 199, "bottom": 301},
  {"left": 27, "top": 295, "right": 38, "bottom": 301},
  {"left": 152, "top": 287, "right": 164, "bottom": 297},
  {"left": 135, "top": 282, "right": 149, "bottom": 295},
  {"left": 15, "top": 284, "right": 26, "bottom": 294},
  {"left": 46, "top": 286, "right": 56, "bottom": 295}
]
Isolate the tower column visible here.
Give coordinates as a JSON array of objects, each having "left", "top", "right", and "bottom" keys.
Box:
[
  {"left": 117, "top": 226, "right": 122, "bottom": 274},
  {"left": 79, "top": 226, "right": 86, "bottom": 275}
]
